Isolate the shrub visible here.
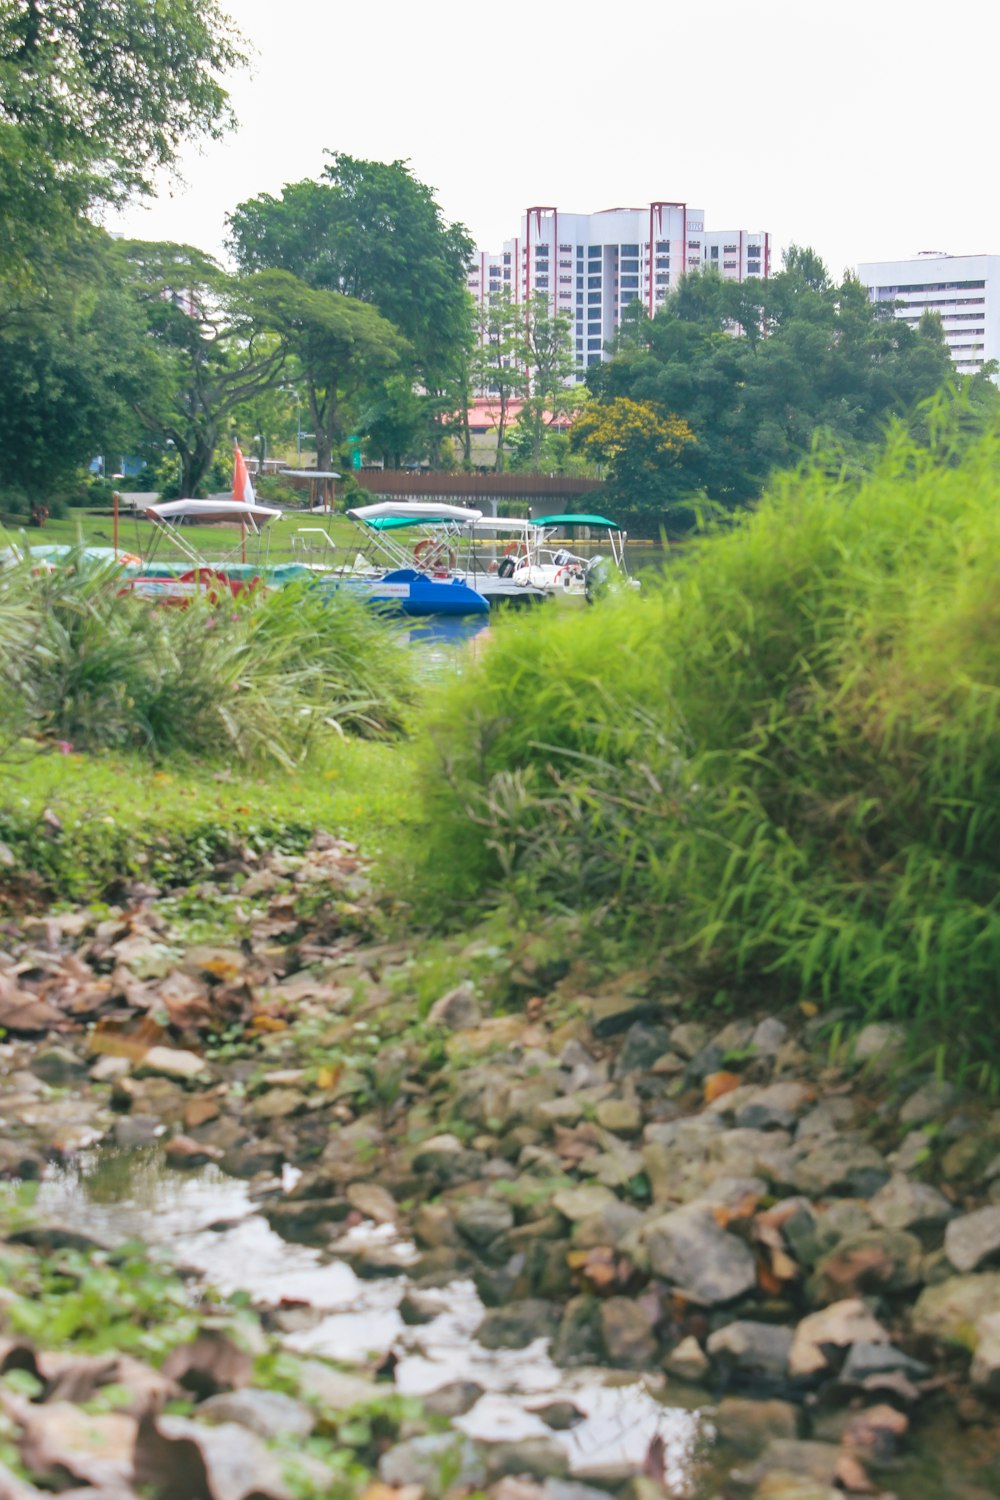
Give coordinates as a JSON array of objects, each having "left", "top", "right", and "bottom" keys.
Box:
[{"left": 404, "top": 397, "right": 1000, "bottom": 1061}]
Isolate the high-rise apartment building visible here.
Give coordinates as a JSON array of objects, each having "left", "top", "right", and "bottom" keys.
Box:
[
  {"left": 858, "top": 253, "right": 1000, "bottom": 379},
  {"left": 468, "top": 203, "right": 770, "bottom": 378}
]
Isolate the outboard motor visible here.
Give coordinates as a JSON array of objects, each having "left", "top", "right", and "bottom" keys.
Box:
[{"left": 585, "top": 553, "right": 611, "bottom": 603}]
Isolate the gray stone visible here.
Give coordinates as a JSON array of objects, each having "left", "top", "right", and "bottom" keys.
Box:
[
  {"left": 379, "top": 1434, "right": 486, "bottom": 1495},
  {"left": 528, "top": 1402, "right": 585, "bottom": 1431},
  {"left": 428, "top": 981, "right": 483, "bottom": 1030},
  {"left": 813, "top": 1200, "right": 873, "bottom": 1255},
  {"left": 839, "top": 1341, "right": 930, "bottom": 1384},
  {"left": 643, "top": 1204, "right": 757, "bottom": 1305},
  {"left": 294, "top": 1362, "right": 378, "bottom": 1410},
  {"left": 113, "top": 1114, "right": 164, "bottom": 1148},
  {"left": 892, "top": 1127, "right": 934, "bottom": 1174},
  {"left": 714, "top": 1397, "right": 799, "bottom": 1455},
  {"left": 739, "top": 1439, "right": 841, "bottom": 1489},
  {"left": 869, "top": 1176, "right": 955, "bottom": 1234},
  {"left": 412, "top": 1135, "right": 487, "bottom": 1186},
  {"left": 248, "top": 1087, "right": 307, "bottom": 1120},
  {"left": 476, "top": 1299, "right": 561, "bottom": 1350},
  {"left": 456, "top": 1196, "right": 515, "bottom": 1250},
  {"left": 663, "top": 1335, "right": 709, "bottom": 1383},
  {"left": 794, "top": 1098, "right": 855, "bottom": 1141},
  {"left": 89, "top": 1054, "right": 131, "bottom": 1083},
  {"left": 552, "top": 1296, "right": 602, "bottom": 1366},
  {"left": 198, "top": 1389, "right": 314, "bottom": 1440},
  {"left": 29, "top": 1046, "right": 87, "bottom": 1084},
  {"left": 136, "top": 1046, "right": 211, "bottom": 1082},
  {"left": 853, "top": 1022, "right": 905, "bottom": 1061},
  {"left": 588, "top": 992, "right": 664, "bottom": 1039},
  {"left": 669, "top": 1022, "right": 708, "bottom": 1060},
  {"left": 731, "top": 1083, "right": 813, "bottom": 1131},
  {"left": 613, "top": 1023, "right": 672, "bottom": 1076},
  {"left": 571, "top": 1200, "right": 644, "bottom": 1250},
  {"left": 788, "top": 1299, "right": 889, "bottom": 1378},
  {"left": 552, "top": 1185, "right": 618, "bottom": 1222},
  {"left": 706, "top": 1321, "right": 793, "bottom": 1378},
  {"left": 546, "top": 1480, "right": 612, "bottom": 1500},
  {"left": 423, "top": 1380, "right": 485, "bottom": 1417},
  {"left": 899, "top": 1078, "right": 957, "bottom": 1127},
  {"left": 970, "top": 1310, "right": 1000, "bottom": 1393},
  {"left": 790, "top": 1137, "right": 889, "bottom": 1198},
  {"left": 598, "top": 1297, "right": 656, "bottom": 1368},
  {"left": 484, "top": 1439, "right": 569, "bottom": 1482},
  {"left": 911, "top": 1273, "right": 1000, "bottom": 1348},
  {"left": 945, "top": 1206, "right": 1000, "bottom": 1273},
  {"left": 594, "top": 1098, "right": 643, "bottom": 1137},
  {"left": 811, "top": 1227, "right": 923, "bottom": 1298},
  {"left": 750, "top": 1018, "right": 789, "bottom": 1056}
]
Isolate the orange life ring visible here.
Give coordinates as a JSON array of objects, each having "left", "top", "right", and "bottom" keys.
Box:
[
  {"left": 503, "top": 542, "right": 523, "bottom": 558},
  {"left": 414, "top": 539, "right": 457, "bottom": 572}
]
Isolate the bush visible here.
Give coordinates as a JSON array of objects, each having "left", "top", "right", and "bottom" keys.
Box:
[
  {"left": 404, "top": 397, "right": 1000, "bottom": 1064},
  {"left": 0, "top": 560, "right": 414, "bottom": 764}
]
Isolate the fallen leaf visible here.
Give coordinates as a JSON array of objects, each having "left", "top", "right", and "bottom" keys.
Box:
[
  {"left": 135, "top": 1412, "right": 291, "bottom": 1500},
  {"left": 89, "top": 1016, "right": 166, "bottom": 1061},
  {"left": 15, "top": 1400, "right": 136, "bottom": 1491},
  {"left": 703, "top": 1071, "right": 741, "bottom": 1104},
  {"left": 162, "top": 1333, "right": 253, "bottom": 1399}
]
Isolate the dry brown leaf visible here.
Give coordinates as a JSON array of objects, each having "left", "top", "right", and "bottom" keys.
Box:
[
  {"left": 88, "top": 1016, "right": 165, "bottom": 1061},
  {"left": 703, "top": 1070, "right": 741, "bottom": 1103}
]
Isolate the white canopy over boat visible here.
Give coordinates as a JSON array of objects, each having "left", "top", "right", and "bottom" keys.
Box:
[
  {"left": 142, "top": 498, "right": 282, "bottom": 527},
  {"left": 348, "top": 502, "right": 483, "bottom": 525}
]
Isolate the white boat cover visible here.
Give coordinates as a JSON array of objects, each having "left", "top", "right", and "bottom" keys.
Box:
[
  {"left": 348, "top": 501, "right": 483, "bottom": 524},
  {"left": 143, "top": 498, "right": 282, "bottom": 525}
]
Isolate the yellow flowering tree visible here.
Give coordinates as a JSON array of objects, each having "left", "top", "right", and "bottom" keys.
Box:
[{"left": 569, "top": 397, "right": 695, "bottom": 518}]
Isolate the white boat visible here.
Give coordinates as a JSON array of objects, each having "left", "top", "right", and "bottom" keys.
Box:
[{"left": 514, "top": 513, "right": 639, "bottom": 600}]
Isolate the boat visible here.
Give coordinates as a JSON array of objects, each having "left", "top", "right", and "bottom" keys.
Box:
[
  {"left": 312, "top": 503, "right": 491, "bottom": 617},
  {"left": 351, "top": 503, "right": 547, "bottom": 610},
  {"left": 514, "top": 513, "right": 639, "bottom": 600},
  {"left": 120, "top": 492, "right": 283, "bottom": 604}
]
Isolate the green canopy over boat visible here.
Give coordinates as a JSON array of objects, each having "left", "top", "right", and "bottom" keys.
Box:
[{"left": 530, "top": 514, "right": 621, "bottom": 529}]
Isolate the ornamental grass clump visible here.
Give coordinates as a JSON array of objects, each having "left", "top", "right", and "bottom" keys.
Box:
[
  {"left": 408, "top": 395, "right": 1000, "bottom": 1063},
  {"left": 0, "top": 559, "right": 413, "bottom": 764}
]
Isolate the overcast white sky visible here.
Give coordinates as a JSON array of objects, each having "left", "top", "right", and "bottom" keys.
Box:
[{"left": 110, "top": 0, "right": 1000, "bottom": 278}]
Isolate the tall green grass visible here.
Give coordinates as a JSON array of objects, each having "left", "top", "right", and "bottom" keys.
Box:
[
  {"left": 405, "top": 396, "right": 1000, "bottom": 1060},
  {"left": 0, "top": 559, "right": 413, "bottom": 765}
]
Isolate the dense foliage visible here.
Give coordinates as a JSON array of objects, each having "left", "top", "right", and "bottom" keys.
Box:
[
  {"left": 0, "top": 558, "right": 414, "bottom": 762},
  {"left": 404, "top": 398, "right": 1000, "bottom": 1064},
  {"left": 583, "top": 248, "right": 966, "bottom": 524}
]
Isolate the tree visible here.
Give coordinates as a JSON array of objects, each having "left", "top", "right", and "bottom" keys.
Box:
[
  {"left": 244, "top": 269, "right": 408, "bottom": 473},
  {"left": 471, "top": 292, "right": 529, "bottom": 472},
  {"left": 119, "top": 241, "right": 285, "bottom": 496},
  {"left": 228, "top": 156, "right": 472, "bottom": 388},
  {"left": 0, "top": 228, "right": 146, "bottom": 502},
  {"left": 0, "top": 0, "right": 244, "bottom": 270},
  {"left": 514, "top": 291, "right": 583, "bottom": 467},
  {"left": 570, "top": 398, "right": 695, "bottom": 516}
]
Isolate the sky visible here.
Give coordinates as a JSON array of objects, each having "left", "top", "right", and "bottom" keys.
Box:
[{"left": 111, "top": 0, "right": 1000, "bottom": 278}]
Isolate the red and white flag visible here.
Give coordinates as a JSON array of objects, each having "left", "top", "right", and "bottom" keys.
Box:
[{"left": 232, "top": 443, "right": 255, "bottom": 505}]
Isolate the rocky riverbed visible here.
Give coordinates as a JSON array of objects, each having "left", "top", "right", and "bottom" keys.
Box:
[{"left": 0, "top": 835, "right": 998, "bottom": 1499}]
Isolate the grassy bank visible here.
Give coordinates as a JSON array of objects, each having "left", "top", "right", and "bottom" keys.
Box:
[{"left": 402, "top": 403, "right": 1000, "bottom": 1072}]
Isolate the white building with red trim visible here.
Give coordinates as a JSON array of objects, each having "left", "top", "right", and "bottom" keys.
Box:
[
  {"left": 858, "top": 252, "right": 1000, "bottom": 380},
  {"left": 469, "top": 203, "right": 770, "bottom": 379}
]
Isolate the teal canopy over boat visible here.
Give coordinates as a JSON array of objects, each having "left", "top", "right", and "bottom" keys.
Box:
[{"left": 530, "top": 514, "right": 621, "bottom": 529}]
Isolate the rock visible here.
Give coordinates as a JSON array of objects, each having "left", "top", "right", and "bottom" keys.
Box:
[
  {"left": 136, "top": 1046, "right": 210, "bottom": 1082},
  {"left": 89, "top": 1054, "right": 132, "bottom": 1083},
  {"left": 739, "top": 1439, "right": 841, "bottom": 1488},
  {"left": 731, "top": 1083, "right": 814, "bottom": 1131},
  {"left": 751, "top": 1018, "right": 789, "bottom": 1056},
  {"left": 613, "top": 1022, "right": 673, "bottom": 1075},
  {"left": 547, "top": 1481, "right": 616, "bottom": 1500},
  {"left": 899, "top": 1078, "right": 957, "bottom": 1126},
  {"left": 891, "top": 1127, "right": 933, "bottom": 1174},
  {"left": 571, "top": 1199, "right": 644, "bottom": 1250},
  {"left": 706, "top": 1321, "right": 793, "bottom": 1379},
  {"left": 552, "top": 1296, "right": 602, "bottom": 1366},
  {"left": 669, "top": 1022, "right": 708, "bottom": 1060},
  {"left": 970, "top": 1310, "right": 1000, "bottom": 1393},
  {"left": 841, "top": 1402, "right": 908, "bottom": 1464},
  {"left": 587, "top": 991, "right": 664, "bottom": 1039},
  {"left": 643, "top": 1204, "right": 757, "bottom": 1305},
  {"left": 945, "top": 1206, "right": 1000, "bottom": 1273},
  {"left": 790, "top": 1138, "right": 889, "bottom": 1199},
  {"left": 748, "top": 1481, "right": 839, "bottom": 1500},
  {"left": 598, "top": 1297, "right": 656, "bottom": 1368},
  {"left": 594, "top": 1099, "right": 643, "bottom": 1137},
  {"left": 794, "top": 1098, "right": 855, "bottom": 1141},
  {"left": 423, "top": 1380, "right": 485, "bottom": 1417},
  {"left": 476, "top": 1299, "right": 561, "bottom": 1349},
  {"left": 0, "top": 1140, "right": 44, "bottom": 1179},
  {"left": 839, "top": 1341, "right": 930, "bottom": 1384},
  {"left": 413, "top": 1202, "right": 460, "bottom": 1248},
  {"left": 663, "top": 1335, "right": 709, "bottom": 1383},
  {"left": 134, "top": 1412, "right": 290, "bottom": 1500},
  {"left": 412, "top": 1135, "right": 487, "bottom": 1186},
  {"left": 811, "top": 1228, "right": 923, "bottom": 1299},
  {"left": 456, "top": 1196, "right": 516, "bottom": 1250},
  {"left": 484, "top": 1439, "right": 569, "bottom": 1482},
  {"left": 164, "top": 1134, "right": 221, "bottom": 1169},
  {"left": 399, "top": 1289, "right": 443, "bottom": 1325},
  {"left": 529, "top": 1401, "right": 584, "bottom": 1430},
  {"left": 911, "top": 1272, "right": 1000, "bottom": 1348},
  {"left": 853, "top": 1023, "right": 905, "bottom": 1061},
  {"left": 714, "top": 1397, "right": 799, "bottom": 1455},
  {"left": 869, "top": 1176, "right": 955, "bottom": 1234},
  {"left": 788, "top": 1300, "right": 889, "bottom": 1378},
  {"left": 553, "top": 1185, "right": 618, "bottom": 1223},
  {"left": 294, "top": 1362, "right": 378, "bottom": 1410},
  {"left": 29, "top": 1046, "right": 87, "bottom": 1084},
  {"left": 428, "top": 982, "right": 483, "bottom": 1031},
  {"left": 248, "top": 1087, "right": 308, "bottom": 1120},
  {"left": 380, "top": 1434, "right": 486, "bottom": 1494},
  {"left": 198, "top": 1389, "right": 314, "bottom": 1440}
]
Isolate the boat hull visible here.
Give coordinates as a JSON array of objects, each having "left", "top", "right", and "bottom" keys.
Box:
[{"left": 317, "top": 568, "right": 489, "bottom": 617}]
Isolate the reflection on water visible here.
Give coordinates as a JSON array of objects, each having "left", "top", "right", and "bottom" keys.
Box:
[{"left": 35, "top": 1152, "right": 706, "bottom": 1487}]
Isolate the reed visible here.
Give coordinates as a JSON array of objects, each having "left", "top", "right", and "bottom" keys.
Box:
[{"left": 405, "top": 394, "right": 1000, "bottom": 1065}]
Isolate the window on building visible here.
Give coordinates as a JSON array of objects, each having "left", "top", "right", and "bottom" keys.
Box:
[
  {"left": 723, "top": 244, "right": 737, "bottom": 253},
  {"left": 489, "top": 281, "right": 501, "bottom": 292},
  {"left": 621, "top": 259, "right": 639, "bottom": 272},
  {"left": 588, "top": 353, "right": 602, "bottom": 365},
  {"left": 576, "top": 339, "right": 583, "bottom": 350},
  {"left": 588, "top": 337, "right": 602, "bottom": 349},
  {"left": 723, "top": 261, "right": 737, "bottom": 270},
  {"left": 560, "top": 243, "right": 572, "bottom": 252},
  {"left": 588, "top": 292, "right": 601, "bottom": 304},
  {"left": 621, "top": 243, "right": 639, "bottom": 255},
  {"left": 588, "top": 245, "right": 601, "bottom": 259},
  {"left": 688, "top": 240, "right": 701, "bottom": 249},
  {"left": 503, "top": 269, "right": 511, "bottom": 280},
  {"left": 576, "top": 293, "right": 584, "bottom": 305},
  {"left": 559, "top": 259, "right": 572, "bottom": 268},
  {"left": 559, "top": 274, "right": 572, "bottom": 284},
  {"left": 588, "top": 321, "right": 601, "bottom": 334},
  {"left": 710, "top": 246, "right": 719, "bottom": 258},
  {"left": 588, "top": 275, "right": 601, "bottom": 289},
  {"left": 536, "top": 275, "right": 549, "bottom": 287},
  {"left": 621, "top": 275, "right": 639, "bottom": 289},
  {"left": 655, "top": 256, "right": 670, "bottom": 268},
  {"left": 655, "top": 272, "right": 669, "bottom": 285},
  {"left": 503, "top": 252, "right": 511, "bottom": 264},
  {"left": 655, "top": 240, "right": 669, "bottom": 253}
]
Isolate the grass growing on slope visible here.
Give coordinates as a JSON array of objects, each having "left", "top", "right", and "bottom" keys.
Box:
[{"left": 403, "top": 396, "right": 1000, "bottom": 1067}]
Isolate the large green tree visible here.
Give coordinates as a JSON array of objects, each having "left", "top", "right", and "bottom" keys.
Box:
[
  {"left": 0, "top": 0, "right": 243, "bottom": 271},
  {"left": 471, "top": 291, "right": 529, "bottom": 473},
  {"left": 588, "top": 248, "right": 957, "bottom": 522},
  {"left": 119, "top": 241, "right": 285, "bottom": 496}
]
